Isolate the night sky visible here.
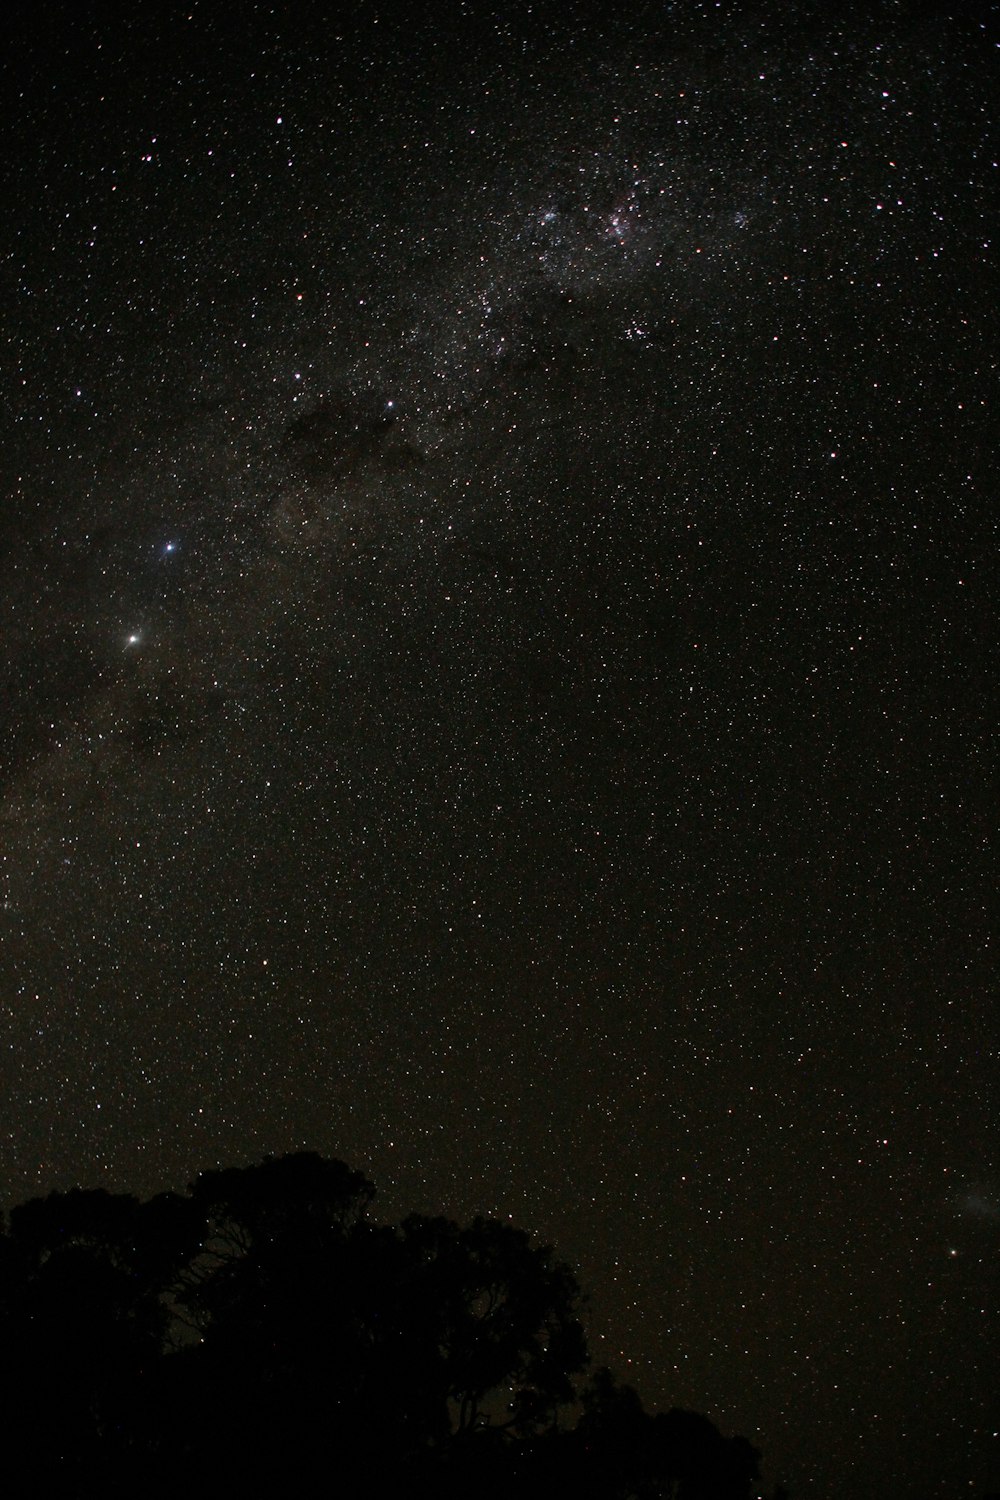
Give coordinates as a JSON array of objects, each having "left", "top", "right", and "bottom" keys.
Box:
[{"left": 2, "top": 2, "right": 998, "bottom": 1495}]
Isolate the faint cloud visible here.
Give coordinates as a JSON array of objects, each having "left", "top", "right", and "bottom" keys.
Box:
[{"left": 955, "top": 1186, "right": 1000, "bottom": 1222}]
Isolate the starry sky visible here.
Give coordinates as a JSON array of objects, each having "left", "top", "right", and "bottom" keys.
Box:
[{"left": 1, "top": 2, "right": 998, "bottom": 1495}]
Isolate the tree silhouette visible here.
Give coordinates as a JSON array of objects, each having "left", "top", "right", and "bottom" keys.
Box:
[
  {"left": 572, "top": 1366, "right": 761, "bottom": 1500},
  {"left": 165, "top": 1157, "right": 587, "bottom": 1492},
  {"left": 397, "top": 1211, "right": 588, "bottom": 1437},
  {"left": 0, "top": 1186, "right": 200, "bottom": 1491},
  {"left": 0, "top": 1153, "right": 762, "bottom": 1499}
]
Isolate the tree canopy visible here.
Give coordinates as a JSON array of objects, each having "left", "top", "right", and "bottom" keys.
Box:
[{"left": 0, "top": 1152, "right": 762, "bottom": 1499}]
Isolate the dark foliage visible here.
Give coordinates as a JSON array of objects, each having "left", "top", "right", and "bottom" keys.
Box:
[{"left": 0, "top": 1154, "right": 761, "bottom": 1498}]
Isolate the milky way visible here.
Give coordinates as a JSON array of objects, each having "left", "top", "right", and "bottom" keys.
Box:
[{"left": 2, "top": 5, "right": 997, "bottom": 1497}]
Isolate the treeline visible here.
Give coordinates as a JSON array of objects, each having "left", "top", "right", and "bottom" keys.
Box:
[{"left": 0, "top": 1152, "right": 764, "bottom": 1498}]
